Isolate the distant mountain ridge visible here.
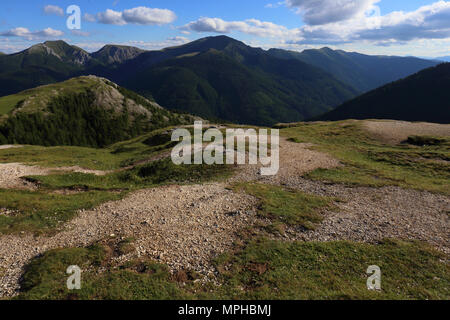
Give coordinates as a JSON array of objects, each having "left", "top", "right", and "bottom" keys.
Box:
[
  {"left": 436, "top": 56, "right": 450, "bottom": 62},
  {"left": 315, "top": 63, "right": 450, "bottom": 124},
  {"left": 268, "top": 47, "right": 439, "bottom": 93},
  {"left": 0, "top": 41, "right": 146, "bottom": 97}
]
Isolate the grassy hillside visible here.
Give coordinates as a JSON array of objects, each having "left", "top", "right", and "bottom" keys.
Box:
[
  {"left": 0, "top": 76, "right": 194, "bottom": 147},
  {"left": 315, "top": 63, "right": 450, "bottom": 124}
]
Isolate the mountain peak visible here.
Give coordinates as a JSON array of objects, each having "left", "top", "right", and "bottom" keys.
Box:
[
  {"left": 171, "top": 35, "right": 248, "bottom": 54},
  {"left": 92, "top": 45, "right": 145, "bottom": 64},
  {"left": 199, "top": 35, "right": 247, "bottom": 47},
  {"left": 319, "top": 47, "right": 334, "bottom": 52},
  {"left": 25, "top": 40, "right": 91, "bottom": 65},
  {"left": 43, "top": 40, "right": 71, "bottom": 47}
]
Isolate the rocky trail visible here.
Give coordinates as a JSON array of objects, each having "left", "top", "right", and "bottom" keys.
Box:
[{"left": 0, "top": 128, "right": 449, "bottom": 297}]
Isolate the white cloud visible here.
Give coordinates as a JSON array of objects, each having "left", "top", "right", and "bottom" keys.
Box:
[
  {"left": 289, "top": 1, "right": 450, "bottom": 46},
  {"left": 180, "top": 1, "right": 450, "bottom": 53},
  {"left": 0, "top": 27, "right": 64, "bottom": 40},
  {"left": 43, "top": 5, "right": 64, "bottom": 17},
  {"left": 265, "top": 2, "right": 285, "bottom": 9},
  {"left": 122, "top": 7, "right": 177, "bottom": 25},
  {"left": 97, "top": 9, "right": 126, "bottom": 25},
  {"left": 181, "top": 17, "right": 294, "bottom": 38},
  {"left": 127, "top": 36, "right": 190, "bottom": 50},
  {"left": 72, "top": 37, "right": 190, "bottom": 52},
  {"left": 286, "top": 0, "right": 380, "bottom": 25},
  {"left": 96, "top": 6, "right": 176, "bottom": 25}
]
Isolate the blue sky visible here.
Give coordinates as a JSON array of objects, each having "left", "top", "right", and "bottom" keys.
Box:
[{"left": 0, "top": 0, "right": 449, "bottom": 57}]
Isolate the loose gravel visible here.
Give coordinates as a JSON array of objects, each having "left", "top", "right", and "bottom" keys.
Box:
[
  {"left": 0, "top": 184, "right": 260, "bottom": 296},
  {"left": 0, "top": 127, "right": 449, "bottom": 298}
]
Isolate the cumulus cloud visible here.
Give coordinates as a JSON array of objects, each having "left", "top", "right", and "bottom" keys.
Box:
[
  {"left": 180, "top": 1, "right": 450, "bottom": 49},
  {"left": 355, "top": 1, "right": 450, "bottom": 42},
  {"left": 128, "top": 36, "right": 190, "bottom": 50},
  {"left": 96, "top": 6, "right": 176, "bottom": 25},
  {"left": 181, "top": 17, "right": 293, "bottom": 37},
  {"left": 73, "top": 37, "right": 190, "bottom": 53},
  {"left": 122, "top": 7, "right": 176, "bottom": 25},
  {"left": 292, "top": 1, "right": 450, "bottom": 45},
  {"left": 286, "top": 0, "right": 380, "bottom": 25},
  {"left": 43, "top": 5, "right": 64, "bottom": 17},
  {"left": 0, "top": 27, "right": 64, "bottom": 40},
  {"left": 97, "top": 9, "right": 126, "bottom": 25}
]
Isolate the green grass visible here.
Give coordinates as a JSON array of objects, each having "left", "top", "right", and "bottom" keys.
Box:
[
  {"left": 0, "top": 128, "right": 177, "bottom": 170},
  {"left": 0, "top": 189, "right": 123, "bottom": 234},
  {"left": 16, "top": 243, "right": 189, "bottom": 300},
  {"left": 281, "top": 121, "right": 450, "bottom": 194},
  {"left": 16, "top": 239, "right": 449, "bottom": 300},
  {"left": 0, "top": 93, "right": 26, "bottom": 115},
  {"left": 0, "top": 145, "right": 126, "bottom": 170},
  {"left": 233, "top": 183, "right": 334, "bottom": 230},
  {"left": 209, "top": 239, "right": 449, "bottom": 300}
]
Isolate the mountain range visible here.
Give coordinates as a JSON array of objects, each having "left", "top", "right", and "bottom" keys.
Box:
[
  {"left": 0, "top": 36, "right": 444, "bottom": 126},
  {"left": 436, "top": 56, "right": 450, "bottom": 62},
  {"left": 267, "top": 47, "right": 438, "bottom": 93},
  {"left": 316, "top": 63, "right": 450, "bottom": 124}
]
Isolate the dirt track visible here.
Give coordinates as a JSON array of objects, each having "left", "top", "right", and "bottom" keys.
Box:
[
  {"left": 0, "top": 126, "right": 449, "bottom": 297},
  {"left": 0, "top": 163, "right": 109, "bottom": 190}
]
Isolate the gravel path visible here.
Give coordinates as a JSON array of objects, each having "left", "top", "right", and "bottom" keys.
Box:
[
  {"left": 0, "top": 129, "right": 449, "bottom": 297},
  {"left": 0, "top": 184, "right": 260, "bottom": 296},
  {"left": 276, "top": 177, "right": 450, "bottom": 254},
  {"left": 231, "top": 138, "right": 340, "bottom": 183}
]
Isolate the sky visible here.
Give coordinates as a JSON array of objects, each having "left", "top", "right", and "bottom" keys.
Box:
[{"left": 0, "top": 0, "right": 449, "bottom": 57}]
